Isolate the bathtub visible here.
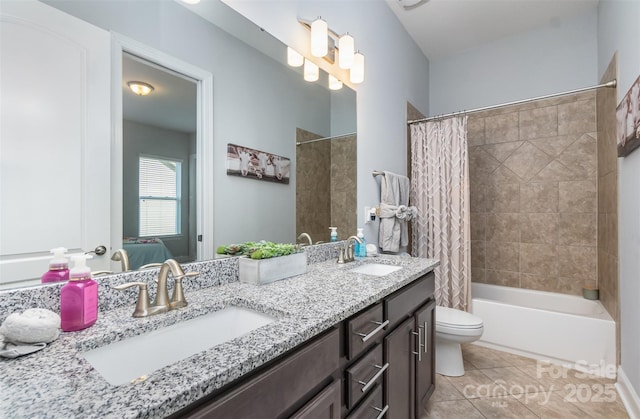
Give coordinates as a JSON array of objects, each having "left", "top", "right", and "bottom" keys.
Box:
[{"left": 471, "top": 283, "right": 616, "bottom": 376}]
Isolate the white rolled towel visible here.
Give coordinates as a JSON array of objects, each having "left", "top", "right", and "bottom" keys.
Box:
[{"left": 0, "top": 308, "right": 61, "bottom": 344}]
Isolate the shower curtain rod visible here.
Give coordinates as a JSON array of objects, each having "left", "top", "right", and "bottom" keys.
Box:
[
  {"left": 296, "top": 131, "right": 356, "bottom": 146},
  {"left": 407, "top": 80, "right": 617, "bottom": 125}
]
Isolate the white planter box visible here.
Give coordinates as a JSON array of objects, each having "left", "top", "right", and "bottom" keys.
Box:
[{"left": 239, "top": 252, "right": 307, "bottom": 285}]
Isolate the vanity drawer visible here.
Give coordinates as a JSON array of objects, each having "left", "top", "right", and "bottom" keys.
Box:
[
  {"left": 346, "top": 383, "right": 385, "bottom": 419},
  {"left": 385, "top": 273, "right": 434, "bottom": 329},
  {"left": 346, "top": 302, "right": 386, "bottom": 360},
  {"left": 345, "top": 344, "right": 386, "bottom": 409}
]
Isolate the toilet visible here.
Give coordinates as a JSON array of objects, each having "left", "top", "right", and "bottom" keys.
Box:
[{"left": 435, "top": 306, "right": 484, "bottom": 377}]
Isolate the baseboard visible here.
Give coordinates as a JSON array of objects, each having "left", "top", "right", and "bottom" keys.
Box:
[{"left": 617, "top": 366, "right": 640, "bottom": 419}]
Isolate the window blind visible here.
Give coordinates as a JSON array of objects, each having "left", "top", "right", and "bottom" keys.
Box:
[{"left": 139, "top": 156, "right": 181, "bottom": 236}]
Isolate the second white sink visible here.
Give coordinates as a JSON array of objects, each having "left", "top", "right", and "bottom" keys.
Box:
[
  {"left": 82, "top": 306, "right": 275, "bottom": 385},
  {"left": 349, "top": 263, "right": 402, "bottom": 277}
]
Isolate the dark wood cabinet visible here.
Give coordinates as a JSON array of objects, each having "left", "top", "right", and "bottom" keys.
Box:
[
  {"left": 415, "top": 299, "right": 436, "bottom": 412},
  {"left": 291, "top": 379, "right": 342, "bottom": 419},
  {"left": 384, "top": 317, "right": 416, "bottom": 419},
  {"left": 173, "top": 272, "right": 435, "bottom": 419},
  {"left": 177, "top": 328, "right": 340, "bottom": 419},
  {"left": 383, "top": 275, "right": 436, "bottom": 419}
]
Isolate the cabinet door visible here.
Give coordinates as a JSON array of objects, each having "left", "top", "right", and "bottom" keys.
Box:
[
  {"left": 415, "top": 299, "right": 436, "bottom": 414},
  {"left": 383, "top": 317, "right": 415, "bottom": 419},
  {"left": 290, "top": 379, "right": 341, "bottom": 419}
]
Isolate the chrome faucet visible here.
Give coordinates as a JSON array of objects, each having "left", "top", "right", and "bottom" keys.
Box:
[
  {"left": 111, "top": 249, "right": 131, "bottom": 272},
  {"left": 338, "top": 236, "right": 363, "bottom": 264},
  {"left": 112, "top": 259, "right": 199, "bottom": 317},
  {"left": 297, "top": 232, "right": 313, "bottom": 246}
]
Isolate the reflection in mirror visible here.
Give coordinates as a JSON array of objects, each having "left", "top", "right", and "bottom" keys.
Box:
[
  {"left": 296, "top": 129, "right": 357, "bottom": 244},
  {"left": 122, "top": 54, "right": 198, "bottom": 270},
  {"left": 0, "top": 0, "right": 356, "bottom": 289}
]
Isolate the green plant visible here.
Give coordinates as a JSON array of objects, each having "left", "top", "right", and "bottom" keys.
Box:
[{"left": 216, "top": 241, "right": 300, "bottom": 259}]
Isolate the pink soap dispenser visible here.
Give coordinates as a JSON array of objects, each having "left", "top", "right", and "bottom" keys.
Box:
[
  {"left": 41, "top": 247, "right": 70, "bottom": 283},
  {"left": 61, "top": 254, "right": 98, "bottom": 332}
]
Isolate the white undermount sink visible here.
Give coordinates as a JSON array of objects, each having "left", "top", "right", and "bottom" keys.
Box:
[
  {"left": 349, "top": 263, "right": 402, "bottom": 277},
  {"left": 82, "top": 306, "right": 275, "bottom": 385}
]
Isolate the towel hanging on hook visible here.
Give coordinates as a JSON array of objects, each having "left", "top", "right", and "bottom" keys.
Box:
[{"left": 376, "top": 171, "right": 417, "bottom": 252}]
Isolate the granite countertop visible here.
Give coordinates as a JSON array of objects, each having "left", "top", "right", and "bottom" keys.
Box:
[{"left": 1, "top": 255, "right": 438, "bottom": 418}]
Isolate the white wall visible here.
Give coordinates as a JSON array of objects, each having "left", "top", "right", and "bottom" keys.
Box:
[
  {"left": 429, "top": 9, "right": 598, "bottom": 115},
  {"left": 223, "top": 0, "right": 430, "bottom": 244},
  {"left": 598, "top": 0, "right": 640, "bottom": 405}
]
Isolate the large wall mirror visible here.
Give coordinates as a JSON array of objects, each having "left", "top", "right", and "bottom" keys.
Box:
[{"left": 0, "top": 0, "right": 356, "bottom": 288}]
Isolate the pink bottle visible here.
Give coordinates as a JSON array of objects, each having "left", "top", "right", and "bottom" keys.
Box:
[
  {"left": 61, "top": 254, "right": 98, "bottom": 332},
  {"left": 41, "top": 247, "right": 70, "bottom": 283}
]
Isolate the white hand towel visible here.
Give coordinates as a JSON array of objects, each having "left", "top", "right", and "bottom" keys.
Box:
[{"left": 378, "top": 171, "right": 416, "bottom": 252}]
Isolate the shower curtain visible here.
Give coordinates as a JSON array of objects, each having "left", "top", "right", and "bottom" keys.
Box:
[{"left": 410, "top": 116, "right": 471, "bottom": 310}]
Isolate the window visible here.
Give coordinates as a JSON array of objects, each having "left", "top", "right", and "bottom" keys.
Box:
[{"left": 139, "top": 155, "right": 181, "bottom": 237}]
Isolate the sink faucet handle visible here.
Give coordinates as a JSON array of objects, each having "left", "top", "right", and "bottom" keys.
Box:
[
  {"left": 170, "top": 271, "right": 199, "bottom": 309},
  {"left": 111, "top": 282, "right": 152, "bottom": 318}
]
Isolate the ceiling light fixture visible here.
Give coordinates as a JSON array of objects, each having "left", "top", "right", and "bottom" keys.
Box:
[
  {"left": 127, "top": 81, "right": 154, "bottom": 96},
  {"left": 181, "top": 0, "right": 201, "bottom": 4}
]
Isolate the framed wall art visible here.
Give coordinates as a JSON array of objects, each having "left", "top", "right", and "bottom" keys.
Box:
[
  {"left": 226, "top": 143, "right": 290, "bottom": 184},
  {"left": 617, "top": 74, "right": 640, "bottom": 157}
]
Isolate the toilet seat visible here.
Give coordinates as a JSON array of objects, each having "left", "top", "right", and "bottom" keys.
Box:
[{"left": 436, "top": 306, "right": 483, "bottom": 335}]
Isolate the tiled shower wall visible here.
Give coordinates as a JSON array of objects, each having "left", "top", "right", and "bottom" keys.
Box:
[
  {"left": 296, "top": 128, "right": 356, "bottom": 243},
  {"left": 297, "top": 128, "right": 331, "bottom": 242},
  {"left": 469, "top": 91, "right": 598, "bottom": 295},
  {"left": 330, "top": 134, "right": 357, "bottom": 239}
]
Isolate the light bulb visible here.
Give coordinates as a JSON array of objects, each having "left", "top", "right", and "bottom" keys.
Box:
[
  {"left": 328, "top": 75, "right": 343, "bottom": 90},
  {"left": 310, "top": 17, "right": 328, "bottom": 57},
  {"left": 303, "top": 59, "right": 319, "bottom": 82},
  {"left": 287, "top": 47, "right": 304, "bottom": 67},
  {"left": 350, "top": 51, "right": 365, "bottom": 84},
  {"left": 338, "top": 33, "right": 354, "bottom": 70}
]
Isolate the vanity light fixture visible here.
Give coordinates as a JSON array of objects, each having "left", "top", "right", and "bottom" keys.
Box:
[
  {"left": 303, "top": 59, "right": 319, "bottom": 82},
  {"left": 181, "top": 0, "right": 201, "bottom": 4},
  {"left": 287, "top": 47, "right": 304, "bottom": 67},
  {"left": 310, "top": 17, "right": 328, "bottom": 57},
  {"left": 328, "top": 74, "right": 343, "bottom": 90},
  {"left": 297, "top": 17, "right": 365, "bottom": 85},
  {"left": 127, "top": 81, "right": 154, "bottom": 96},
  {"left": 338, "top": 33, "right": 354, "bottom": 70},
  {"left": 350, "top": 51, "right": 365, "bottom": 84}
]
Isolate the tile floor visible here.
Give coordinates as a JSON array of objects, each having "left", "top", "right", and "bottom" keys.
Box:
[{"left": 422, "top": 344, "right": 630, "bottom": 418}]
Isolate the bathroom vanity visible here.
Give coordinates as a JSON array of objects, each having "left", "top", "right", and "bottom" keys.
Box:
[
  {"left": 0, "top": 250, "right": 438, "bottom": 418},
  {"left": 173, "top": 272, "right": 435, "bottom": 418}
]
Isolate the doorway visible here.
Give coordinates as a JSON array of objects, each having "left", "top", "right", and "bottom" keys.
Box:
[{"left": 111, "top": 34, "right": 214, "bottom": 270}]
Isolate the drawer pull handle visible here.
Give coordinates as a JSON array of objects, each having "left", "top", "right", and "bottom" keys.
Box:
[
  {"left": 423, "top": 321, "right": 429, "bottom": 354},
  {"left": 356, "top": 320, "right": 390, "bottom": 342},
  {"left": 373, "top": 404, "right": 389, "bottom": 419},
  {"left": 412, "top": 326, "right": 423, "bottom": 361},
  {"left": 357, "top": 363, "right": 389, "bottom": 393}
]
